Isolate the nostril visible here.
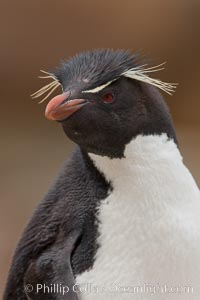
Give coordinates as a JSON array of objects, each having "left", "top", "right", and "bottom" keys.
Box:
[{"left": 61, "top": 90, "right": 72, "bottom": 105}]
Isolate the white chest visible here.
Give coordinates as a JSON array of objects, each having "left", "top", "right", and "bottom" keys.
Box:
[{"left": 76, "top": 135, "right": 200, "bottom": 300}]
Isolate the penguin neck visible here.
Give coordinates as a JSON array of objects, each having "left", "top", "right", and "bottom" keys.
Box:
[{"left": 88, "top": 133, "right": 182, "bottom": 187}]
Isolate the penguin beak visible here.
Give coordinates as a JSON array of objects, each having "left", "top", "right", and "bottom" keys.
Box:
[{"left": 45, "top": 92, "right": 89, "bottom": 121}]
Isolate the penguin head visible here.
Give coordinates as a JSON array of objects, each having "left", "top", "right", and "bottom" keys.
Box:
[{"left": 35, "top": 49, "right": 177, "bottom": 158}]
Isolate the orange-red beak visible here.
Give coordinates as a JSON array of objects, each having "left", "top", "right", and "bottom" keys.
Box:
[{"left": 45, "top": 92, "right": 88, "bottom": 121}]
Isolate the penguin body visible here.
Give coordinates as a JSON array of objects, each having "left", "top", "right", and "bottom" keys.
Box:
[{"left": 4, "top": 49, "right": 200, "bottom": 300}]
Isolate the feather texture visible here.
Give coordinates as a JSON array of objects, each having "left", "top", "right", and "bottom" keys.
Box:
[
  {"left": 122, "top": 62, "right": 178, "bottom": 95},
  {"left": 31, "top": 70, "right": 61, "bottom": 103},
  {"left": 31, "top": 61, "right": 177, "bottom": 103}
]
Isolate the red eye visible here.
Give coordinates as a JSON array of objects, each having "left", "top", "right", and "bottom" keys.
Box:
[{"left": 102, "top": 93, "right": 114, "bottom": 104}]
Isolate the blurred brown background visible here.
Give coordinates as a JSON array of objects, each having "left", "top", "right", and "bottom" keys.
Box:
[{"left": 0, "top": 0, "right": 200, "bottom": 296}]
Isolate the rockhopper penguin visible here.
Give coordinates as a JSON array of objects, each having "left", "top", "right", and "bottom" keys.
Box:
[{"left": 4, "top": 49, "right": 200, "bottom": 300}]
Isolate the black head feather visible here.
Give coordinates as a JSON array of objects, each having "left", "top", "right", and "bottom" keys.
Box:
[{"left": 53, "top": 49, "right": 138, "bottom": 92}]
